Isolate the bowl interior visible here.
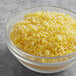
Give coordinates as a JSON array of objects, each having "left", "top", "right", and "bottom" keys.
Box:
[{"left": 6, "top": 6, "right": 76, "bottom": 61}]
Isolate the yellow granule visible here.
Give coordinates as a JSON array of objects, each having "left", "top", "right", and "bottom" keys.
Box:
[{"left": 10, "top": 11, "right": 76, "bottom": 57}]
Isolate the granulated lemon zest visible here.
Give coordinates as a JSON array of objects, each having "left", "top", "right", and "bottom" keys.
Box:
[{"left": 10, "top": 11, "right": 76, "bottom": 57}]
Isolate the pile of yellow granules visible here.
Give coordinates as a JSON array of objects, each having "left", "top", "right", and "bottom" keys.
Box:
[{"left": 10, "top": 11, "right": 76, "bottom": 57}]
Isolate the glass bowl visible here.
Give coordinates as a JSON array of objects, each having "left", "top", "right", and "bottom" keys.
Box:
[{"left": 6, "top": 6, "right": 76, "bottom": 73}]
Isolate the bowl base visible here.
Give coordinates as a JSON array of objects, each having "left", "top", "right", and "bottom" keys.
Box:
[{"left": 19, "top": 60, "right": 72, "bottom": 74}]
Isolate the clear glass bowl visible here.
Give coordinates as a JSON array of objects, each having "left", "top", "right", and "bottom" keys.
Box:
[{"left": 6, "top": 6, "right": 76, "bottom": 73}]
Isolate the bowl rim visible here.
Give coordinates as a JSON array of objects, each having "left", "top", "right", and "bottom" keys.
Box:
[{"left": 6, "top": 5, "right": 76, "bottom": 59}]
